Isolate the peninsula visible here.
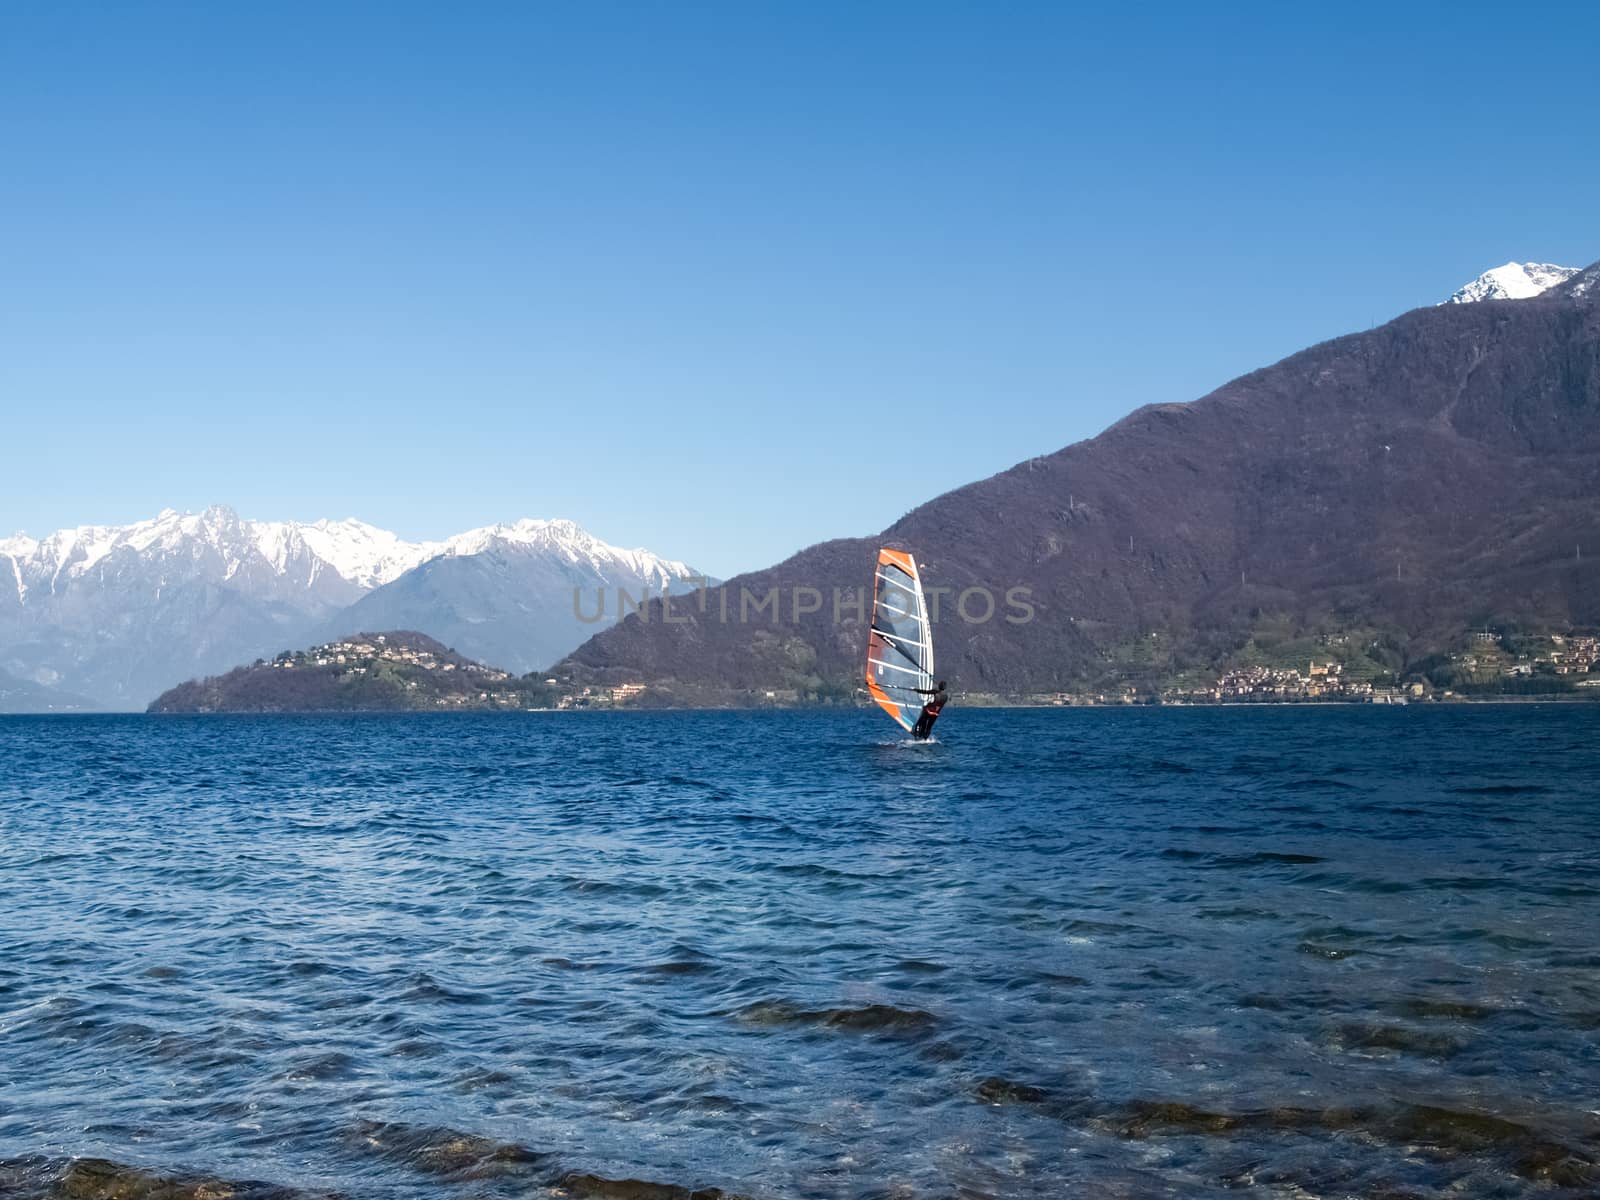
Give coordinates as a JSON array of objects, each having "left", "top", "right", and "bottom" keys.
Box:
[{"left": 147, "top": 632, "right": 555, "bottom": 713}]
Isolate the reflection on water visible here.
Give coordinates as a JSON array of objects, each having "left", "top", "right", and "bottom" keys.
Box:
[{"left": 1, "top": 706, "right": 1598, "bottom": 1198}]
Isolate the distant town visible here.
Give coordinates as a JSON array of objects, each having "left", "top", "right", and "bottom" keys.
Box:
[
  {"left": 279, "top": 637, "right": 508, "bottom": 680},
  {"left": 554, "top": 629, "right": 1600, "bottom": 709},
  {"left": 149, "top": 632, "right": 548, "bottom": 713},
  {"left": 152, "top": 627, "right": 1600, "bottom": 714},
  {"left": 1035, "top": 631, "right": 1600, "bottom": 707},
  {"left": 178, "top": 635, "right": 653, "bottom": 712}
]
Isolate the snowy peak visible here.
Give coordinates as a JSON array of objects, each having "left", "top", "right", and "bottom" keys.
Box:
[
  {"left": 437, "top": 518, "right": 699, "bottom": 586},
  {"left": 2, "top": 509, "right": 702, "bottom": 597},
  {"left": 0, "top": 533, "right": 39, "bottom": 560},
  {"left": 1556, "top": 262, "right": 1600, "bottom": 301},
  {"left": 1, "top": 506, "right": 430, "bottom": 596},
  {"left": 292, "top": 518, "right": 433, "bottom": 589},
  {"left": 1443, "top": 261, "right": 1579, "bottom": 304}
]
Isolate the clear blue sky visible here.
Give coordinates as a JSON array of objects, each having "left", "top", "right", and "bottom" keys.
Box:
[{"left": 3, "top": 1, "right": 1595, "bottom": 577}]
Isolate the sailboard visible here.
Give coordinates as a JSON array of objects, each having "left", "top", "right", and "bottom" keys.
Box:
[{"left": 865, "top": 548, "right": 934, "bottom": 732}]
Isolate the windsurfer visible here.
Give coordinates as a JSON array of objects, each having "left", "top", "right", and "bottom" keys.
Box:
[{"left": 912, "top": 680, "right": 949, "bottom": 739}]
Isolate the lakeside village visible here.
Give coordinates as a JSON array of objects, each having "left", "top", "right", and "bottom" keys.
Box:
[
  {"left": 263, "top": 635, "right": 525, "bottom": 707},
  {"left": 261, "top": 635, "right": 641, "bottom": 710},
  {"left": 273, "top": 637, "right": 504, "bottom": 684},
  {"left": 1076, "top": 631, "right": 1600, "bottom": 707},
  {"left": 264, "top": 631, "right": 1599, "bottom": 711}
]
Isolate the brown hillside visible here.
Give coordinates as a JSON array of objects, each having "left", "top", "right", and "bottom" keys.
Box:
[{"left": 565, "top": 264, "right": 1600, "bottom": 696}]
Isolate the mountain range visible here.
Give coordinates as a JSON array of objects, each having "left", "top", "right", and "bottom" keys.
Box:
[
  {"left": 8, "top": 258, "right": 1590, "bottom": 712},
  {"left": 560, "top": 259, "right": 1600, "bottom": 700},
  {"left": 0, "top": 510, "right": 703, "bottom": 711}
]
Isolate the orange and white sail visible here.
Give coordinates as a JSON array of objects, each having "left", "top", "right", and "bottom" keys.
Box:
[{"left": 865, "top": 548, "right": 934, "bottom": 731}]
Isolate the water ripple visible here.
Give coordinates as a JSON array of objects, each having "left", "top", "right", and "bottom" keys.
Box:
[{"left": 0, "top": 706, "right": 1597, "bottom": 1198}]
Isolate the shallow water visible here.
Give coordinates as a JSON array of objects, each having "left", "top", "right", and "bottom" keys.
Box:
[{"left": 1, "top": 706, "right": 1598, "bottom": 1198}]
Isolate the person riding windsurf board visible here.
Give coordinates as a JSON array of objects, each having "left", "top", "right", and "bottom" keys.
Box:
[{"left": 864, "top": 548, "right": 947, "bottom": 739}]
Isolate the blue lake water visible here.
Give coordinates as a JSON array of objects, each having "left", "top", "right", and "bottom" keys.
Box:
[{"left": 1, "top": 707, "right": 1599, "bottom": 1198}]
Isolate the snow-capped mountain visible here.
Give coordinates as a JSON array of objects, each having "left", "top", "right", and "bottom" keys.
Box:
[
  {"left": 0, "top": 506, "right": 705, "bottom": 709},
  {"left": 328, "top": 521, "right": 707, "bottom": 676},
  {"left": 1, "top": 507, "right": 426, "bottom": 606},
  {"left": 433, "top": 518, "right": 696, "bottom": 587},
  {"left": 1443, "top": 261, "right": 1579, "bottom": 304},
  {"left": 1562, "top": 263, "right": 1600, "bottom": 300}
]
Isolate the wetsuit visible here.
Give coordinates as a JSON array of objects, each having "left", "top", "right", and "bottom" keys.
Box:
[{"left": 912, "top": 685, "right": 948, "bottom": 739}]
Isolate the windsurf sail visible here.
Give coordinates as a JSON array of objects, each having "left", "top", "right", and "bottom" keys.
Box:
[{"left": 865, "top": 548, "right": 934, "bottom": 731}]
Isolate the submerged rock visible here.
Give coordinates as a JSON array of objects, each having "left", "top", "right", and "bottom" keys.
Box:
[
  {"left": 0, "top": 1158, "right": 56, "bottom": 1200},
  {"left": 736, "top": 1000, "right": 936, "bottom": 1033},
  {"left": 1327, "top": 1022, "right": 1466, "bottom": 1057},
  {"left": 1388, "top": 996, "right": 1499, "bottom": 1021},
  {"left": 1387, "top": 1105, "right": 1600, "bottom": 1187},
  {"left": 38, "top": 1156, "right": 330, "bottom": 1200},
  {"left": 1097, "top": 1097, "right": 1600, "bottom": 1186},
  {"left": 1107, "top": 1100, "right": 1354, "bottom": 1138},
  {"left": 343, "top": 1120, "right": 547, "bottom": 1180},
  {"left": 2, "top": 1126, "right": 752, "bottom": 1200},
  {"left": 974, "top": 1076, "right": 1050, "bottom": 1105},
  {"left": 553, "top": 1172, "right": 748, "bottom": 1200},
  {"left": 341, "top": 1121, "right": 756, "bottom": 1197}
]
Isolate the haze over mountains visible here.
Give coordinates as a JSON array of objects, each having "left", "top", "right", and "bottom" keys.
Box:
[
  {"left": 0, "top": 510, "right": 703, "bottom": 710},
  {"left": 563, "top": 258, "right": 1600, "bottom": 699}
]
